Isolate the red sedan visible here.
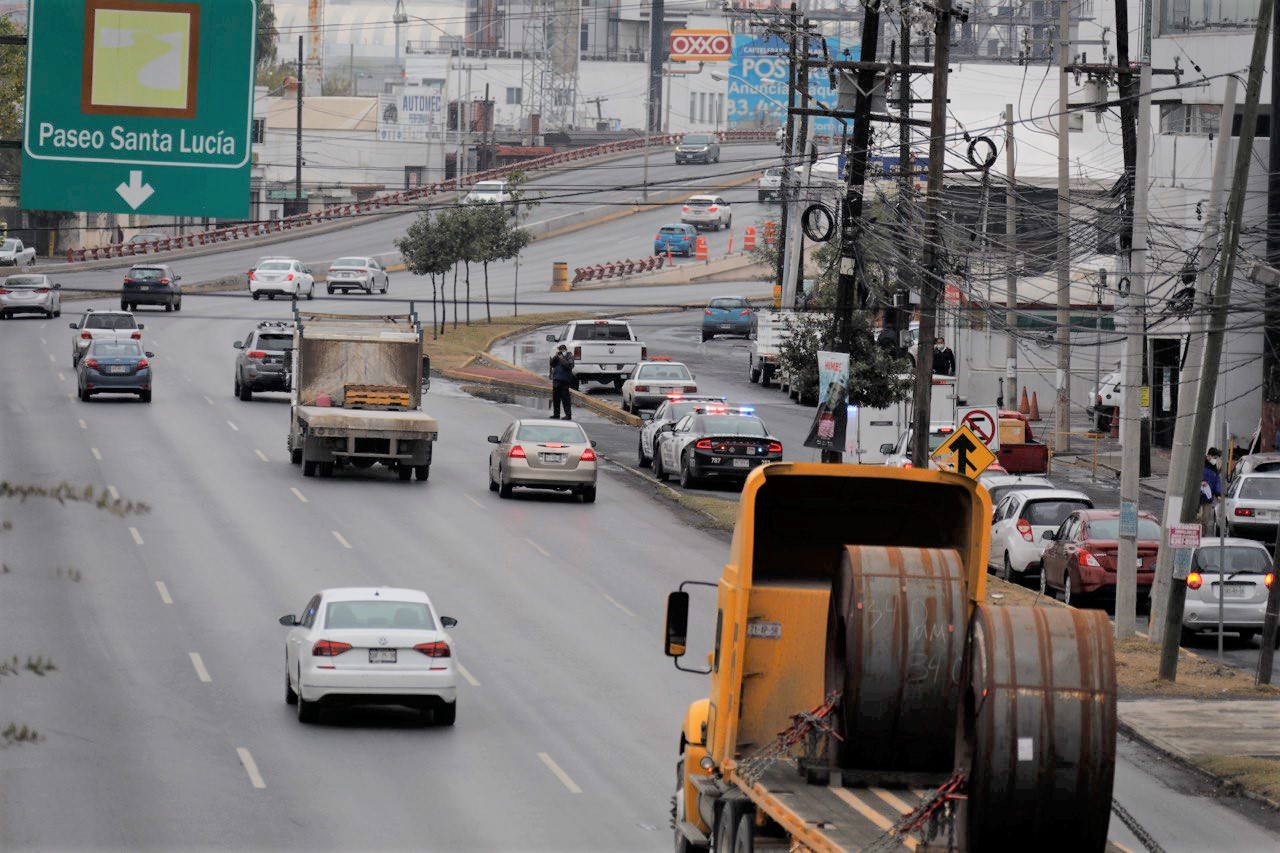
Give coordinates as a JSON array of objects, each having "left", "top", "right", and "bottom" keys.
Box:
[{"left": 1039, "top": 508, "right": 1162, "bottom": 607}]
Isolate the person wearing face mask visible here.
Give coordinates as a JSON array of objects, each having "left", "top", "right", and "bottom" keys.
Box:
[
  {"left": 1199, "top": 447, "right": 1223, "bottom": 534},
  {"left": 932, "top": 337, "right": 956, "bottom": 376}
]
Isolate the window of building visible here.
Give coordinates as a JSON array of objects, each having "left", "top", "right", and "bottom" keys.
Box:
[
  {"left": 1159, "top": 0, "right": 1258, "bottom": 35},
  {"left": 581, "top": 23, "right": 589, "bottom": 50},
  {"left": 506, "top": 87, "right": 522, "bottom": 105},
  {"left": 1160, "top": 103, "right": 1221, "bottom": 136},
  {"left": 251, "top": 117, "right": 265, "bottom": 144}
]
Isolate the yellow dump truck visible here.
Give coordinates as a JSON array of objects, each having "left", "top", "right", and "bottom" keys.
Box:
[{"left": 664, "top": 463, "right": 1116, "bottom": 851}]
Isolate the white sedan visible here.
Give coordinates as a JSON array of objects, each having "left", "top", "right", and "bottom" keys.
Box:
[
  {"left": 621, "top": 360, "right": 698, "bottom": 413},
  {"left": 250, "top": 257, "right": 315, "bottom": 301},
  {"left": 988, "top": 489, "right": 1093, "bottom": 584},
  {"left": 280, "top": 586, "right": 458, "bottom": 725}
]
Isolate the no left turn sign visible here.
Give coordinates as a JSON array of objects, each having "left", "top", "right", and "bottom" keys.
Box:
[{"left": 957, "top": 406, "right": 1001, "bottom": 451}]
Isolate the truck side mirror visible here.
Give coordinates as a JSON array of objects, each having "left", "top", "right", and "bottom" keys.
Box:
[{"left": 664, "top": 591, "right": 689, "bottom": 658}]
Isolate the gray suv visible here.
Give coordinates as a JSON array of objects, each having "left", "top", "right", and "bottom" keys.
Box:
[
  {"left": 233, "top": 320, "right": 295, "bottom": 401},
  {"left": 675, "top": 133, "right": 720, "bottom": 165}
]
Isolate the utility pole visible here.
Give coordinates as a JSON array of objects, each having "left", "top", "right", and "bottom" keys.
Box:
[
  {"left": 1149, "top": 75, "right": 1237, "bottom": 646},
  {"left": 296, "top": 35, "right": 304, "bottom": 213},
  {"left": 776, "top": 5, "right": 801, "bottom": 310},
  {"left": 1159, "top": 0, "right": 1273, "bottom": 681},
  {"left": 1005, "top": 103, "right": 1017, "bottom": 409},
  {"left": 647, "top": 0, "right": 665, "bottom": 133},
  {"left": 908, "top": 0, "right": 955, "bottom": 466},
  {"left": 780, "top": 10, "right": 811, "bottom": 312},
  {"left": 1266, "top": 0, "right": 1280, "bottom": 449},
  {"left": 1053, "top": 0, "right": 1072, "bottom": 457}
]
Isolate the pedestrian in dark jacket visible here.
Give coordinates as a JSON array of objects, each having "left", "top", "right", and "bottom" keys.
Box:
[
  {"left": 1200, "top": 447, "right": 1223, "bottom": 534},
  {"left": 549, "top": 345, "right": 575, "bottom": 420},
  {"left": 932, "top": 337, "right": 956, "bottom": 376}
]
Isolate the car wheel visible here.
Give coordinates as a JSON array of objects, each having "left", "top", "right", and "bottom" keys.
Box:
[
  {"left": 1003, "top": 554, "right": 1015, "bottom": 582},
  {"left": 140, "top": 390, "right": 152, "bottom": 403},
  {"left": 285, "top": 665, "right": 298, "bottom": 705},
  {"left": 303, "top": 460, "right": 317, "bottom": 477},
  {"left": 499, "top": 480, "right": 513, "bottom": 499},
  {"left": 434, "top": 702, "right": 457, "bottom": 726},
  {"left": 54, "top": 308, "right": 61, "bottom": 317},
  {"left": 252, "top": 292, "right": 260, "bottom": 301},
  {"left": 327, "top": 287, "right": 335, "bottom": 295},
  {"left": 489, "top": 469, "right": 499, "bottom": 491},
  {"left": 1061, "top": 573, "right": 1073, "bottom": 606},
  {"left": 637, "top": 436, "right": 651, "bottom": 468},
  {"left": 1179, "top": 627, "right": 1198, "bottom": 647},
  {"left": 164, "top": 302, "right": 173, "bottom": 312},
  {"left": 268, "top": 294, "right": 275, "bottom": 301},
  {"left": 296, "top": 692, "right": 319, "bottom": 724},
  {"left": 291, "top": 448, "right": 302, "bottom": 465},
  {"left": 1038, "top": 568, "right": 1049, "bottom": 597},
  {"left": 78, "top": 386, "right": 91, "bottom": 402},
  {"left": 701, "top": 330, "right": 712, "bottom": 342},
  {"left": 679, "top": 454, "right": 696, "bottom": 489},
  {"left": 238, "top": 381, "right": 252, "bottom": 401},
  {"left": 581, "top": 485, "right": 597, "bottom": 504},
  {"left": 306, "top": 286, "right": 314, "bottom": 300}
]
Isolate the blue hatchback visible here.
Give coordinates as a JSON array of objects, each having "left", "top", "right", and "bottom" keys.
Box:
[
  {"left": 654, "top": 223, "right": 697, "bottom": 257},
  {"left": 702, "top": 296, "right": 757, "bottom": 341}
]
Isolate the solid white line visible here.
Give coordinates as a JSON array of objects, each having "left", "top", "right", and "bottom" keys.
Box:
[
  {"left": 78, "top": 419, "right": 87, "bottom": 430},
  {"left": 457, "top": 663, "right": 480, "bottom": 687},
  {"left": 48, "top": 353, "right": 54, "bottom": 363},
  {"left": 203, "top": 395, "right": 214, "bottom": 405},
  {"left": 155, "top": 581, "right": 173, "bottom": 604},
  {"left": 128, "top": 527, "right": 144, "bottom": 546},
  {"left": 236, "top": 748, "right": 266, "bottom": 789},
  {"left": 332, "top": 531, "right": 352, "bottom": 549},
  {"left": 464, "top": 494, "right": 484, "bottom": 508},
  {"left": 57, "top": 372, "right": 66, "bottom": 382},
  {"left": 603, "top": 594, "right": 637, "bottom": 618},
  {"left": 226, "top": 420, "right": 239, "bottom": 432},
  {"left": 254, "top": 449, "right": 269, "bottom": 462},
  {"left": 290, "top": 487, "right": 308, "bottom": 503},
  {"left": 537, "top": 753, "right": 582, "bottom": 794},
  {"left": 189, "top": 652, "right": 212, "bottom": 683},
  {"left": 525, "top": 537, "right": 551, "bottom": 558},
  {"left": 107, "top": 485, "right": 120, "bottom": 501},
  {"left": 91, "top": 447, "right": 103, "bottom": 460}
]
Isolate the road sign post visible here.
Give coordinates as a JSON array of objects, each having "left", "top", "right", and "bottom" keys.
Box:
[
  {"left": 21, "top": 0, "right": 257, "bottom": 219},
  {"left": 956, "top": 405, "right": 1001, "bottom": 451}
]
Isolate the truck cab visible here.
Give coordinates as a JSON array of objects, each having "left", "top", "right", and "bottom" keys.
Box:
[{"left": 545, "top": 319, "right": 647, "bottom": 390}]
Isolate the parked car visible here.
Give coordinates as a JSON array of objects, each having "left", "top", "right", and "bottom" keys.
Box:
[
  {"left": 76, "top": 339, "right": 153, "bottom": 402},
  {"left": 1231, "top": 452, "right": 1280, "bottom": 482},
  {"left": 978, "top": 473, "right": 1056, "bottom": 507},
  {"left": 674, "top": 133, "right": 720, "bottom": 164},
  {"left": 620, "top": 360, "right": 698, "bottom": 413},
  {"left": 0, "top": 238, "right": 36, "bottom": 266},
  {"left": 327, "top": 257, "right": 390, "bottom": 295},
  {"left": 654, "top": 223, "right": 697, "bottom": 257},
  {"left": 249, "top": 257, "right": 315, "bottom": 301},
  {"left": 1225, "top": 472, "right": 1280, "bottom": 541},
  {"left": 636, "top": 395, "right": 726, "bottom": 468},
  {"left": 126, "top": 232, "right": 167, "bottom": 246},
  {"left": 988, "top": 489, "right": 1094, "bottom": 584},
  {"left": 680, "top": 195, "right": 732, "bottom": 231},
  {"left": 0, "top": 274, "right": 61, "bottom": 318},
  {"left": 487, "top": 419, "right": 598, "bottom": 502},
  {"left": 702, "top": 296, "right": 756, "bottom": 341},
  {"left": 70, "top": 309, "right": 142, "bottom": 366},
  {"left": 758, "top": 166, "right": 784, "bottom": 202},
  {"left": 1180, "top": 538, "right": 1278, "bottom": 646},
  {"left": 880, "top": 425, "right": 958, "bottom": 468},
  {"left": 653, "top": 406, "right": 780, "bottom": 489},
  {"left": 234, "top": 320, "right": 296, "bottom": 400},
  {"left": 1039, "top": 509, "right": 1161, "bottom": 607},
  {"left": 279, "top": 587, "right": 458, "bottom": 725},
  {"left": 1088, "top": 369, "right": 1122, "bottom": 431},
  {"left": 121, "top": 264, "right": 182, "bottom": 312}
]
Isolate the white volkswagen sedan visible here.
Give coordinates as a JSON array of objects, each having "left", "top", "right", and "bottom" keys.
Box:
[
  {"left": 988, "top": 489, "right": 1093, "bottom": 584},
  {"left": 280, "top": 587, "right": 458, "bottom": 725},
  {"left": 621, "top": 360, "right": 699, "bottom": 413}
]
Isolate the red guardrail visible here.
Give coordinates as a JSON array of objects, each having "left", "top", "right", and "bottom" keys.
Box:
[{"left": 571, "top": 254, "right": 667, "bottom": 285}]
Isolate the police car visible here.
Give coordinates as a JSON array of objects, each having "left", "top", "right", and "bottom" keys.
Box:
[
  {"left": 636, "top": 394, "right": 726, "bottom": 468},
  {"left": 652, "top": 404, "right": 782, "bottom": 489}
]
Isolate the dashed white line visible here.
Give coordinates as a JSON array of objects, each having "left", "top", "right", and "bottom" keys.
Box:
[
  {"left": 290, "top": 487, "right": 308, "bottom": 503},
  {"left": 254, "top": 449, "right": 269, "bottom": 462},
  {"left": 57, "top": 373, "right": 66, "bottom": 382},
  {"left": 464, "top": 494, "right": 484, "bottom": 508},
  {"left": 67, "top": 392, "right": 74, "bottom": 400},
  {"left": 332, "top": 531, "right": 352, "bottom": 549},
  {"left": 603, "top": 594, "right": 637, "bottom": 618},
  {"left": 47, "top": 353, "right": 55, "bottom": 363},
  {"left": 78, "top": 419, "right": 87, "bottom": 430},
  {"left": 457, "top": 663, "right": 480, "bottom": 687},
  {"left": 226, "top": 420, "right": 239, "bottom": 432},
  {"left": 184, "top": 375, "right": 192, "bottom": 383},
  {"left": 40, "top": 337, "right": 46, "bottom": 344},
  {"left": 107, "top": 485, "right": 120, "bottom": 501},
  {"left": 537, "top": 753, "right": 582, "bottom": 794},
  {"left": 203, "top": 395, "right": 214, "bottom": 405},
  {"left": 155, "top": 581, "right": 173, "bottom": 604},
  {"left": 189, "top": 652, "right": 212, "bottom": 683},
  {"left": 236, "top": 748, "right": 266, "bottom": 789},
  {"left": 525, "top": 538, "right": 551, "bottom": 558},
  {"left": 128, "top": 527, "right": 144, "bottom": 546},
  {"left": 91, "top": 447, "right": 103, "bottom": 460}
]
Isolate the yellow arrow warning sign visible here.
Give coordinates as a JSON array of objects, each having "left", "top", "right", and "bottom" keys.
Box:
[{"left": 930, "top": 424, "right": 998, "bottom": 479}]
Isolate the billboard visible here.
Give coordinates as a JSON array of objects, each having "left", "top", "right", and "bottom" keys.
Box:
[
  {"left": 804, "top": 351, "right": 850, "bottom": 451},
  {"left": 670, "top": 29, "right": 732, "bottom": 62},
  {"left": 378, "top": 85, "right": 444, "bottom": 142},
  {"left": 727, "top": 34, "right": 851, "bottom": 137}
]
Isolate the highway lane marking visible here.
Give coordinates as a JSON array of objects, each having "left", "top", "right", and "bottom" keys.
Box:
[
  {"left": 48, "top": 353, "right": 54, "bottom": 363},
  {"left": 203, "top": 395, "right": 214, "bottom": 405},
  {"left": 227, "top": 421, "right": 239, "bottom": 432},
  {"left": 290, "top": 487, "right": 308, "bottom": 503},
  {"left": 332, "top": 531, "right": 352, "bottom": 549},
  {"left": 107, "top": 485, "right": 120, "bottom": 501},
  {"left": 525, "top": 538, "right": 551, "bottom": 558},
  {"left": 78, "top": 419, "right": 87, "bottom": 430},
  {"left": 831, "top": 789, "right": 916, "bottom": 851},
  {"left": 870, "top": 788, "right": 914, "bottom": 817},
  {"left": 91, "top": 447, "right": 103, "bottom": 460},
  {"left": 129, "top": 527, "right": 144, "bottom": 546},
  {"left": 603, "top": 594, "right": 637, "bottom": 618},
  {"left": 40, "top": 337, "right": 46, "bottom": 344},
  {"left": 537, "top": 752, "right": 582, "bottom": 794},
  {"left": 236, "top": 748, "right": 266, "bottom": 789},
  {"left": 254, "top": 449, "right": 270, "bottom": 462},
  {"left": 185, "top": 375, "right": 192, "bottom": 383},
  {"left": 189, "top": 652, "right": 212, "bottom": 683},
  {"left": 155, "top": 581, "right": 173, "bottom": 604},
  {"left": 57, "top": 373, "right": 66, "bottom": 382},
  {"left": 464, "top": 494, "right": 484, "bottom": 509},
  {"left": 456, "top": 663, "right": 480, "bottom": 687},
  {"left": 67, "top": 393, "right": 74, "bottom": 400}
]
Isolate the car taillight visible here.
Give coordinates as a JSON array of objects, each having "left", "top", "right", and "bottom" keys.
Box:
[
  {"left": 707, "top": 206, "right": 718, "bottom": 212},
  {"left": 248, "top": 271, "right": 256, "bottom": 280},
  {"left": 902, "top": 461, "right": 913, "bottom": 468},
  {"left": 683, "top": 385, "right": 697, "bottom": 393},
  {"left": 0, "top": 288, "right": 8, "bottom": 294},
  {"left": 85, "top": 358, "right": 99, "bottom": 369},
  {"left": 656, "top": 235, "right": 661, "bottom": 241},
  {"left": 312, "top": 639, "right": 351, "bottom": 656},
  {"left": 286, "top": 273, "right": 294, "bottom": 281},
  {"left": 635, "top": 385, "right": 649, "bottom": 392},
  {"left": 509, "top": 445, "right": 526, "bottom": 458},
  {"left": 136, "top": 358, "right": 149, "bottom": 369},
  {"left": 1017, "top": 519, "right": 1034, "bottom": 542},
  {"left": 767, "top": 441, "right": 783, "bottom": 453},
  {"left": 80, "top": 331, "right": 92, "bottom": 339},
  {"left": 159, "top": 278, "right": 170, "bottom": 284},
  {"left": 573, "top": 346, "right": 582, "bottom": 359},
  {"left": 357, "top": 269, "right": 368, "bottom": 274},
  {"left": 247, "top": 350, "right": 267, "bottom": 359},
  {"left": 34, "top": 288, "right": 49, "bottom": 294},
  {"left": 739, "top": 309, "right": 751, "bottom": 316},
  {"left": 1236, "top": 507, "right": 1255, "bottom": 517},
  {"left": 704, "top": 308, "right": 713, "bottom": 315},
  {"left": 580, "top": 448, "right": 596, "bottom": 461},
  {"left": 1266, "top": 573, "right": 1275, "bottom": 589},
  {"left": 641, "top": 347, "right": 648, "bottom": 360},
  {"left": 682, "top": 205, "right": 690, "bottom": 212},
  {"left": 695, "top": 439, "right": 712, "bottom": 450},
  {"left": 1077, "top": 549, "right": 1102, "bottom": 568},
  {"left": 414, "top": 641, "right": 451, "bottom": 658},
  {"left": 1186, "top": 572, "right": 1203, "bottom": 590},
  {"left": 130, "top": 331, "right": 141, "bottom": 340}
]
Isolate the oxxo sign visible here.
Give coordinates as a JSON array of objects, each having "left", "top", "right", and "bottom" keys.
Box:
[
  {"left": 669, "top": 30, "right": 732, "bottom": 62},
  {"left": 21, "top": 0, "right": 258, "bottom": 219}
]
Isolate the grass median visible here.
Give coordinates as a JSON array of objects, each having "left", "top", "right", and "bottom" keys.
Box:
[
  {"left": 1193, "top": 756, "right": 1280, "bottom": 806},
  {"left": 422, "top": 311, "right": 586, "bottom": 374}
]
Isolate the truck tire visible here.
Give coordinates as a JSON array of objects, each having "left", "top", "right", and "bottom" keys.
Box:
[
  {"left": 415, "top": 465, "right": 430, "bottom": 481},
  {"left": 291, "top": 448, "right": 302, "bottom": 465},
  {"left": 760, "top": 366, "right": 772, "bottom": 389},
  {"left": 748, "top": 359, "right": 761, "bottom": 384},
  {"left": 303, "top": 460, "right": 317, "bottom": 477},
  {"left": 318, "top": 461, "right": 335, "bottom": 478},
  {"left": 398, "top": 466, "right": 413, "bottom": 481},
  {"left": 733, "top": 812, "right": 753, "bottom": 853},
  {"left": 714, "top": 801, "right": 742, "bottom": 851}
]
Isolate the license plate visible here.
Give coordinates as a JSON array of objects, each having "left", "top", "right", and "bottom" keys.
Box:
[
  {"left": 106, "top": 365, "right": 129, "bottom": 374},
  {"left": 540, "top": 453, "right": 565, "bottom": 463},
  {"left": 1219, "top": 584, "right": 1251, "bottom": 599},
  {"left": 369, "top": 649, "right": 396, "bottom": 663},
  {"left": 659, "top": 386, "right": 677, "bottom": 393},
  {"left": 733, "top": 458, "right": 750, "bottom": 468},
  {"left": 720, "top": 324, "right": 733, "bottom": 330}
]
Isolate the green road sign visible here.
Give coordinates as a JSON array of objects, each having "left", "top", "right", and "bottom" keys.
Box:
[{"left": 20, "top": 0, "right": 257, "bottom": 219}]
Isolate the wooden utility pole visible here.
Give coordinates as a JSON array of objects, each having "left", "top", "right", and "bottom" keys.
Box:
[
  {"left": 1005, "top": 104, "right": 1017, "bottom": 409},
  {"left": 1053, "top": 0, "right": 1072, "bottom": 457},
  {"left": 891, "top": 21, "right": 914, "bottom": 351},
  {"left": 777, "top": 5, "right": 801, "bottom": 308},
  {"left": 296, "top": 36, "right": 304, "bottom": 213}
]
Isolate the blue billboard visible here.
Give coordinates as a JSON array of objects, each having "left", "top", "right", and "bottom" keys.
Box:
[{"left": 726, "top": 34, "right": 853, "bottom": 137}]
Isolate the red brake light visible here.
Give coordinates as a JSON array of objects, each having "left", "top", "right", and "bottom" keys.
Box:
[
  {"left": 1077, "top": 549, "right": 1102, "bottom": 568},
  {"left": 247, "top": 350, "right": 267, "bottom": 359},
  {"left": 136, "top": 358, "right": 149, "bottom": 369},
  {"left": 704, "top": 308, "right": 713, "bottom": 315},
  {"left": 739, "top": 309, "right": 751, "bottom": 316},
  {"left": 509, "top": 445, "right": 526, "bottom": 458},
  {"left": 580, "top": 447, "right": 596, "bottom": 461},
  {"left": 85, "top": 358, "right": 100, "bottom": 369},
  {"left": 0, "top": 288, "right": 8, "bottom": 294},
  {"left": 707, "top": 206, "right": 718, "bottom": 212},
  {"left": 695, "top": 439, "right": 713, "bottom": 450},
  {"left": 80, "top": 331, "right": 92, "bottom": 339},
  {"left": 635, "top": 385, "right": 649, "bottom": 392},
  {"left": 312, "top": 639, "right": 351, "bottom": 656},
  {"left": 413, "top": 641, "right": 451, "bottom": 658},
  {"left": 767, "top": 441, "right": 783, "bottom": 453},
  {"left": 1186, "top": 572, "right": 1203, "bottom": 590},
  {"left": 34, "top": 287, "right": 49, "bottom": 294},
  {"left": 682, "top": 205, "right": 690, "bottom": 211},
  {"left": 937, "top": 427, "right": 954, "bottom": 434},
  {"left": 286, "top": 273, "right": 294, "bottom": 281},
  {"left": 248, "top": 271, "right": 256, "bottom": 280},
  {"left": 159, "top": 278, "right": 170, "bottom": 284},
  {"left": 1236, "top": 507, "right": 1255, "bottom": 517},
  {"left": 1266, "top": 573, "right": 1275, "bottom": 589},
  {"left": 573, "top": 346, "right": 582, "bottom": 359},
  {"left": 902, "top": 461, "right": 913, "bottom": 469},
  {"left": 1017, "top": 518, "right": 1034, "bottom": 542},
  {"left": 130, "top": 331, "right": 141, "bottom": 340}
]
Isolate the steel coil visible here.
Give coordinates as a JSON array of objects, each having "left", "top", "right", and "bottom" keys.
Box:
[{"left": 958, "top": 605, "right": 1116, "bottom": 852}]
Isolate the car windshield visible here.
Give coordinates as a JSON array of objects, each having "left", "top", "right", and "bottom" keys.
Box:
[
  {"left": 638, "top": 364, "right": 692, "bottom": 380},
  {"left": 91, "top": 342, "right": 142, "bottom": 358},
  {"left": 1022, "top": 499, "right": 1092, "bottom": 527},
  {"left": 571, "top": 324, "right": 632, "bottom": 341},
  {"left": 3, "top": 276, "right": 42, "bottom": 288},
  {"left": 683, "top": 134, "right": 713, "bottom": 144},
  {"left": 659, "top": 226, "right": 688, "bottom": 235},
  {"left": 84, "top": 314, "right": 136, "bottom": 330},
  {"left": 1246, "top": 460, "right": 1280, "bottom": 474},
  {"left": 1195, "top": 546, "right": 1272, "bottom": 574},
  {"left": 766, "top": 167, "right": 783, "bottom": 176},
  {"left": 1239, "top": 478, "right": 1280, "bottom": 500},
  {"left": 1086, "top": 518, "right": 1162, "bottom": 540},
  {"left": 331, "top": 258, "right": 367, "bottom": 268},
  {"left": 257, "top": 261, "right": 292, "bottom": 271},
  {"left": 127, "top": 234, "right": 161, "bottom": 243},
  {"left": 697, "top": 415, "right": 768, "bottom": 436},
  {"left": 686, "top": 198, "right": 713, "bottom": 207},
  {"left": 471, "top": 182, "right": 506, "bottom": 194},
  {"left": 988, "top": 483, "right": 1055, "bottom": 505},
  {"left": 517, "top": 424, "right": 587, "bottom": 444},
  {"left": 709, "top": 298, "right": 745, "bottom": 310},
  {"left": 256, "top": 334, "right": 295, "bottom": 351},
  {"left": 325, "top": 600, "right": 434, "bottom": 630},
  {"left": 129, "top": 268, "right": 165, "bottom": 280},
  {"left": 1, "top": 240, "right": 17, "bottom": 251}
]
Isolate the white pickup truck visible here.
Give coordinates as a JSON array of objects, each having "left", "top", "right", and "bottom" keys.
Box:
[
  {"left": 0, "top": 238, "right": 36, "bottom": 267},
  {"left": 545, "top": 319, "right": 647, "bottom": 390}
]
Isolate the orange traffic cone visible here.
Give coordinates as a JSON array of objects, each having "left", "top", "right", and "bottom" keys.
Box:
[
  {"left": 743, "top": 226, "right": 757, "bottom": 251},
  {"left": 763, "top": 220, "right": 778, "bottom": 245},
  {"left": 695, "top": 236, "right": 709, "bottom": 261},
  {"left": 1028, "top": 391, "right": 1041, "bottom": 421},
  {"left": 1018, "top": 387, "right": 1030, "bottom": 416}
]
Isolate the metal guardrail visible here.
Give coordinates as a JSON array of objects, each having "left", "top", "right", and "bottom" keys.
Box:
[{"left": 571, "top": 255, "right": 667, "bottom": 284}]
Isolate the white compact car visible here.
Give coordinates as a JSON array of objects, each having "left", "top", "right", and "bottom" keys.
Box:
[
  {"left": 280, "top": 587, "right": 458, "bottom": 725},
  {"left": 462, "top": 180, "right": 518, "bottom": 213},
  {"left": 620, "top": 360, "right": 698, "bottom": 413},
  {"left": 680, "top": 195, "right": 733, "bottom": 231},
  {"left": 988, "top": 489, "right": 1094, "bottom": 584},
  {"left": 249, "top": 257, "right": 315, "bottom": 301},
  {"left": 1181, "top": 538, "right": 1278, "bottom": 645}
]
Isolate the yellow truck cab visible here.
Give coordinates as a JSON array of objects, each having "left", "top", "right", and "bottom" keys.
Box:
[{"left": 664, "top": 462, "right": 1117, "bottom": 852}]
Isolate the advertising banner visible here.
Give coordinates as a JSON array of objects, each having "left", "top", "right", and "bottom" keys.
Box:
[
  {"left": 805, "top": 351, "right": 850, "bottom": 451},
  {"left": 670, "top": 30, "right": 732, "bottom": 62},
  {"left": 727, "top": 34, "right": 850, "bottom": 136},
  {"left": 378, "top": 85, "right": 444, "bottom": 142}
]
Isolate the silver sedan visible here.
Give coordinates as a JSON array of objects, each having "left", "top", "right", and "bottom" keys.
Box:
[
  {"left": 326, "top": 257, "right": 390, "bottom": 294},
  {"left": 0, "top": 274, "right": 61, "bottom": 319},
  {"left": 487, "top": 419, "right": 598, "bottom": 503},
  {"left": 1181, "top": 537, "right": 1278, "bottom": 646}
]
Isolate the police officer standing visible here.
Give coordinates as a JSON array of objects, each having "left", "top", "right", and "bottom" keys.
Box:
[{"left": 549, "top": 344, "right": 575, "bottom": 420}]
